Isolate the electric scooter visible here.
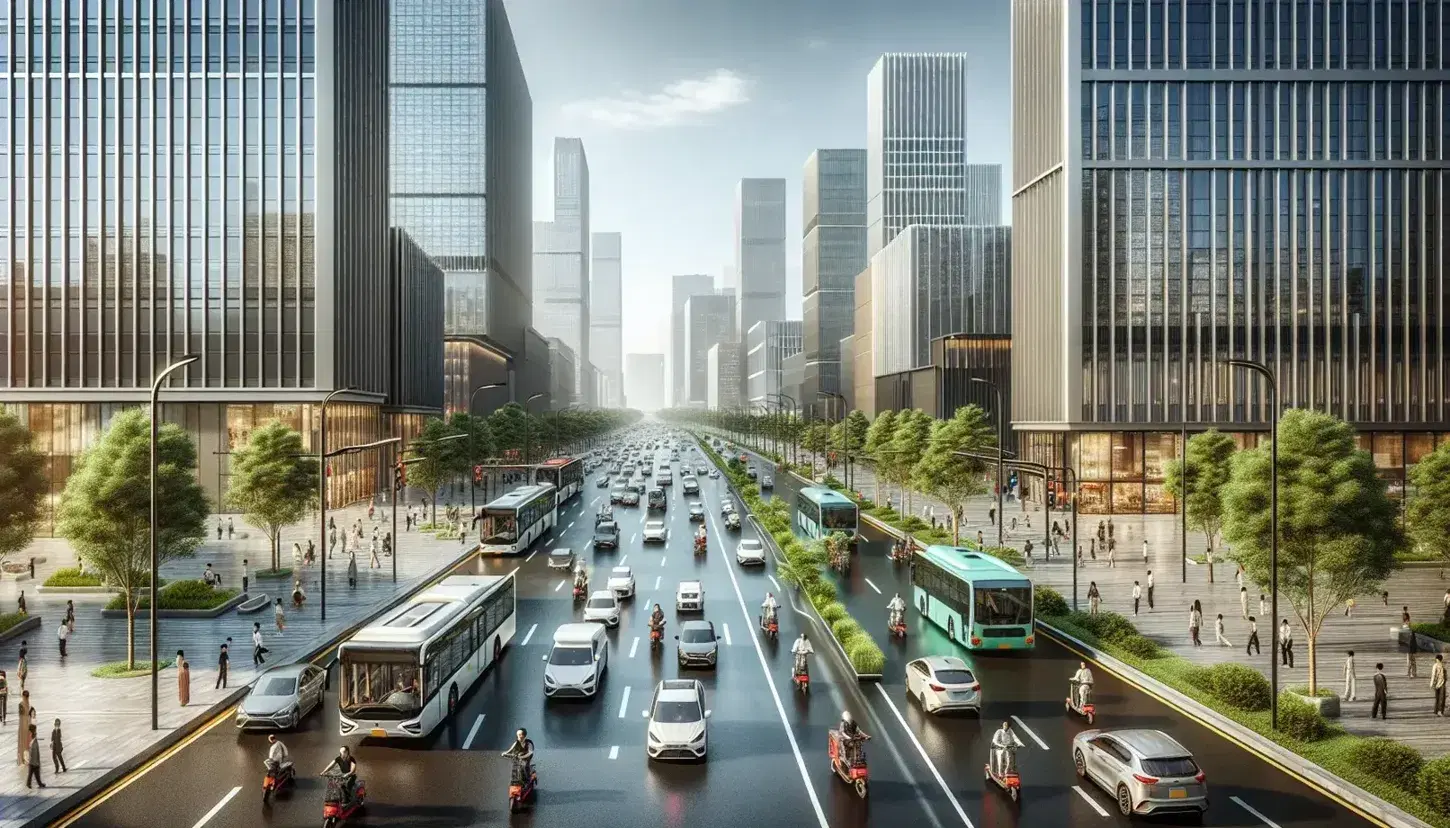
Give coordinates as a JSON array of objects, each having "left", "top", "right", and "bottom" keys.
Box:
[
  {"left": 1066, "top": 679, "right": 1096, "bottom": 725},
  {"left": 261, "top": 759, "right": 294, "bottom": 804},
  {"left": 321, "top": 773, "right": 366, "bottom": 828},
  {"left": 792, "top": 654, "right": 810, "bottom": 693},
  {"left": 828, "top": 730, "right": 870, "bottom": 799},
  {"left": 888, "top": 610, "right": 907, "bottom": 639},
  {"left": 505, "top": 757, "right": 538, "bottom": 813},
  {"left": 984, "top": 748, "right": 1022, "bottom": 802},
  {"left": 650, "top": 622, "right": 665, "bottom": 650},
  {"left": 760, "top": 609, "right": 779, "bottom": 640},
  {"left": 572, "top": 580, "right": 588, "bottom": 602}
]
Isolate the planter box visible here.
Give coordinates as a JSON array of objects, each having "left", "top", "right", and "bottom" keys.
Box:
[
  {"left": 1399, "top": 628, "right": 1450, "bottom": 655},
  {"left": 101, "top": 592, "right": 246, "bottom": 619},
  {"left": 0, "top": 615, "right": 41, "bottom": 644},
  {"left": 1290, "top": 691, "right": 1341, "bottom": 718},
  {"left": 36, "top": 585, "right": 118, "bottom": 594},
  {"left": 237, "top": 594, "right": 271, "bottom": 614}
]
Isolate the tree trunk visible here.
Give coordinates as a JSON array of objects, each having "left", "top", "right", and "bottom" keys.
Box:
[
  {"left": 952, "top": 508, "right": 962, "bottom": 544},
  {"left": 270, "top": 530, "right": 280, "bottom": 571},
  {"left": 1206, "top": 537, "right": 1214, "bottom": 583},
  {"left": 125, "top": 594, "right": 137, "bottom": 670},
  {"left": 1307, "top": 630, "right": 1318, "bottom": 695}
]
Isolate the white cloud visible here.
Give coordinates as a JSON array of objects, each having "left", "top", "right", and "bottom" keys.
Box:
[{"left": 561, "top": 69, "right": 749, "bottom": 130}]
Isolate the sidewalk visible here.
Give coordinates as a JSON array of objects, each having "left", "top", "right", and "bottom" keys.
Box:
[{"left": 0, "top": 497, "right": 479, "bottom": 827}]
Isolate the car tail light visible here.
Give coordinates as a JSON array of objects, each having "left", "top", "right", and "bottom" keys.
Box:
[
  {"left": 1194, "top": 771, "right": 1206, "bottom": 783},
  {"left": 929, "top": 683, "right": 946, "bottom": 692},
  {"left": 969, "top": 683, "right": 980, "bottom": 691},
  {"left": 1024, "top": 635, "right": 1034, "bottom": 644},
  {"left": 1132, "top": 773, "right": 1159, "bottom": 785}
]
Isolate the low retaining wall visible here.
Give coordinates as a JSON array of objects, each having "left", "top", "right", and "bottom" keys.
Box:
[
  {"left": 0, "top": 615, "right": 42, "bottom": 644},
  {"left": 1399, "top": 628, "right": 1450, "bottom": 655}
]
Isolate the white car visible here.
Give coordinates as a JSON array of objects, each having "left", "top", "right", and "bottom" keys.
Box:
[
  {"left": 735, "top": 538, "right": 766, "bottom": 566},
  {"left": 607, "top": 566, "right": 636, "bottom": 599},
  {"left": 582, "top": 590, "right": 621, "bottom": 627},
  {"left": 906, "top": 655, "right": 981, "bottom": 714},
  {"left": 643, "top": 520, "right": 669, "bottom": 544},
  {"left": 676, "top": 580, "right": 704, "bottom": 612},
  {"left": 642, "top": 679, "right": 711, "bottom": 761}
]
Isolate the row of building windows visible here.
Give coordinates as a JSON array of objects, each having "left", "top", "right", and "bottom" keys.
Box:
[{"left": 0, "top": 25, "right": 318, "bottom": 74}]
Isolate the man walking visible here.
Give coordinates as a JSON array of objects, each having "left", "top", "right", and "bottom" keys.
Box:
[
  {"left": 252, "top": 623, "right": 268, "bottom": 666},
  {"left": 1371, "top": 663, "right": 1389, "bottom": 719},
  {"left": 227, "top": 517, "right": 234, "bottom": 539},
  {"left": 1131, "top": 581, "right": 1142, "bottom": 616},
  {"left": 1245, "top": 616, "right": 1260, "bottom": 656},
  {"left": 1343, "top": 650, "right": 1358, "bottom": 701},
  {"left": 1146, "top": 570, "right": 1155, "bottom": 609},
  {"left": 1430, "top": 654, "right": 1445, "bottom": 717},
  {"left": 215, "top": 642, "right": 230, "bottom": 689},
  {"left": 25, "top": 724, "right": 44, "bottom": 788},
  {"left": 56, "top": 620, "right": 69, "bottom": 658},
  {"left": 50, "top": 718, "right": 66, "bottom": 773},
  {"left": 1279, "top": 619, "right": 1294, "bottom": 668},
  {"left": 241, "top": 558, "right": 250, "bottom": 595}
]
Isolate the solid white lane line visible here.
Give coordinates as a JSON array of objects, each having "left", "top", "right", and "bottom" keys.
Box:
[
  {"left": 619, "top": 555, "right": 628, "bottom": 565},
  {"left": 618, "top": 686, "right": 632, "bottom": 719},
  {"left": 609, "top": 745, "right": 619, "bottom": 760},
  {"left": 1232, "top": 796, "right": 1284, "bottom": 828},
  {"left": 629, "top": 637, "right": 639, "bottom": 658},
  {"left": 864, "top": 577, "right": 882, "bottom": 595},
  {"left": 190, "top": 787, "right": 241, "bottom": 828},
  {"left": 1010, "top": 715, "right": 1049, "bottom": 750},
  {"left": 1072, "top": 785, "right": 1109, "bottom": 817},
  {"left": 768, "top": 575, "right": 781, "bottom": 592},
  {"left": 462, "top": 714, "right": 485, "bottom": 750},
  {"left": 722, "top": 623, "right": 732, "bottom": 646},
  {"left": 554, "top": 580, "right": 565, "bottom": 592},
  {"left": 525, "top": 550, "right": 538, "bottom": 563},
  {"left": 520, "top": 624, "right": 538, "bottom": 646},
  {"left": 711, "top": 510, "right": 830, "bottom": 828},
  {"left": 654, "top": 575, "right": 662, "bottom": 589},
  {"left": 874, "top": 684, "right": 976, "bottom": 828}
]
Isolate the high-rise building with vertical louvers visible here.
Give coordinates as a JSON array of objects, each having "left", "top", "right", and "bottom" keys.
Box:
[
  {"left": 670, "top": 274, "right": 716, "bottom": 406},
  {"left": 734, "top": 179, "right": 787, "bottom": 341},
  {"left": 590, "top": 232, "right": 622, "bottom": 406},
  {"left": 802, "top": 150, "right": 868, "bottom": 418},
  {"left": 1011, "top": 0, "right": 1450, "bottom": 515}
]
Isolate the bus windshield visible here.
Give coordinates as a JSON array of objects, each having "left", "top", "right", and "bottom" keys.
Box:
[
  {"left": 821, "top": 504, "right": 858, "bottom": 530},
  {"left": 339, "top": 649, "right": 422, "bottom": 720},
  {"left": 480, "top": 511, "right": 518, "bottom": 544},
  {"left": 973, "top": 585, "right": 1033, "bottom": 626}
]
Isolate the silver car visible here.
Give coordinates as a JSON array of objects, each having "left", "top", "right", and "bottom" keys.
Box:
[
  {"left": 236, "top": 664, "right": 326, "bottom": 730},
  {"left": 1072, "top": 729, "right": 1208, "bottom": 819},
  {"left": 676, "top": 620, "right": 719, "bottom": 669}
]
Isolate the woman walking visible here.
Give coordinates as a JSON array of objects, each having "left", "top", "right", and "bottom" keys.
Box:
[
  {"left": 1189, "top": 603, "right": 1203, "bottom": 647},
  {"left": 0, "top": 670, "right": 8, "bottom": 724},
  {"left": 1214, "top": 613, "right": 1232, "bottom": 647},
  {"left": 176, "top": 650, "right": 191, "bottom": 707},
  {"left": 64, "top": 600, "right": 76, "bottom": 632},
  {"left": 274, "top": 598, "right": 286, "bottom": 633},
  {"left": 1087, "top": 581, "right": 1101, "bottom": 615},
  {"left": 15, "top": 690, "right": 32, "bottom": 764}
]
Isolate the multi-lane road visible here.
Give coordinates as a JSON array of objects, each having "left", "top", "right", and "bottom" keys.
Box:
[{"left": 57, "top": 435, "right": 1387, "bottom": 828}]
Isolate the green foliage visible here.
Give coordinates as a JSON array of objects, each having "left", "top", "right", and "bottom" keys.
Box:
[
  {"left": 1413, "top": 623, "right": 1450, "bottom": 643},
  {"left": 106, "top": 579, "right": 239, "bottom": 611},
  {"left": 820, "top": 602, "right": 849, "bottom": 626},
  {"left": 1276, "top": 691, "right": 1328, "bottom": 741},
  {"left": 1208, "top": 663, "right": 1272, "bottom": 711},
  {"left": 832, "top": 616, "right": 863, "bottom": 644},
  {"left": 842, "top": 410, "right": 871, "bottom": 454},
  {"left": 0, "top": 409, "right": 46, "bottom": 565},
  {"left": 42, "top": 567, "right": 104, "bottom": 588},
  {"left": 1163, "top": 429, "right": 1236, "bottom": 555},
  {"left": 57, "top": 408, "right": 209, "bottom": 669},
  {"left": 1346, "top": 739, "right": 1424, "bottom": 791},
  {"left": 448, "top": 412, "right": 495, "bottom": 473},
  {"left": 1034, "top": 585, "right": 1069, "bottom": 617},
  {"left": 91, "top": 659, "right": 175, "bottom": 679},
  {"left": 807, "top": 578, "right": 838, "bottom": 604},
  {"left": 227, "top": 420, "right": 318, "bottom": 571},
  {"left": 255, "top": 567, "right": 293, "bottom": 579},
  {"left": 886, "top": 409, "right": 933, "bottom": 511},
  {"left": 1223, "top": 410, "right": 1403, "bottom": 693},
  {"left": 0, "top": 612, "right": 29, "bottom": 635},
  {"left": 864, "top": 410, "right": 899, "bottom": 501},
  {"left": 1419, "top": 756, "right": 1450, "bottom": 816},
  {"left": 1407, "top": 441, "right": 1450, "bottom": 573},
  {"left": 1117, "top": 634, "right": 1163, "bottom": 659},
  {"left": 848, "top": 639, "right": 886, "bottom": 674},
  {"left": 801, "top": 422, "right": 832, "bottom": 457},
  {"left": 979, "top": 545, "right": 1024, "bottom": 566},
  {"left": 911, "top": 405, "right": 994, "bottom": 542},
  {"left": 409, "top": 417, "right": 458, "bottom": 522},
  {"left": 487, "top": 403, "right": 532, "bottom": 460},
  {"left": 1180, "top": 664, "right": 1215, "bottom": 693}
]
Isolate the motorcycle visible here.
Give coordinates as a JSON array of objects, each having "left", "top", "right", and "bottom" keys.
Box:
[
  {"left": 321, "top": 772, "right": 366, "bottom": 828},
  {"left": 572, "top": 580, "right": 588, "bottom": 602},
  {"left": 694, "top": 535, "right": 707, "bottom": 555},
  {"left": 888, "top": 540, "right": 912, "bottom": 563},
  {"left": 888, "top": 609, "right": 907, "bottom": 639},
  {"left": 760, "top": 610, "right": 779, "bottom": 640},
  {"left": 792, "top": 654, "right": 810, "bottom": 693},
  {"left": 262, "top": 759, "right": 294, "bottom": 804},
  {"left": 1065, "top": 680, "right": 1096, "bottom": 725},
  {"left": 649, "top": 623, "right": 665, "bottom": 650},
  {"left": 828, "top": 730, "right": 870, "bottom": 798},
  {"left": 984, "top": 748, "right": 1022, "bottom": 802},
  {"left": 505, "top": 758, "right": 538, "bottom": 813}
]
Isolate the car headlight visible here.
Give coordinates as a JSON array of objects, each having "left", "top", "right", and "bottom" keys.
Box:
[
  {"left": 544, "top": 674, "right": 558, "bottom": 686},
  {"left": 648, "top": 731, "right": 661, "bottom": 744},
  {"left": 690, "top": 729, "right": 706, "bottom": 744}
]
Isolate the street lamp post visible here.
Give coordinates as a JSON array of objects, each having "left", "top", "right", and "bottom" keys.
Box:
[
  {"left": 970, "top": 377, "right": 1005, "bottom": 548},
  {"left": 150, "top": 354, "right": 199, "bottom": 731},
  {"left": 317, "top": 387, "right": 354, "bottom": 623},
  {"left": 468, "top": 383, "right": 506, "bottom": 501},
  {"left": 1227, "top": 358, "right": 1280, "bottom": 730},
  {"left": 772, "top": 393, "right": 798, "bottom": 465}
]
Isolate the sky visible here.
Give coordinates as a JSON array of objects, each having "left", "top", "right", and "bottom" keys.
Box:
[{"left": 506, "top": 0, "right": 1013, "bottom": 358}]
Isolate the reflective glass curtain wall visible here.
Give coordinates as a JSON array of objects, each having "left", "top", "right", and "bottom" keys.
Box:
[
  {"left": 589, "top": 230, "right": 621, "bottom": 405},
  {"left": 802, "top": 149, "right": 867, "bottom": 414}
]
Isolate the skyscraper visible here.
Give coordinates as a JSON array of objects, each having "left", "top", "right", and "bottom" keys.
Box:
[
  {"left": 1011, "top": 0, "right": 1450, "bottom": 515},
  {"left": 534, "top": 138, "right": 591, "bottom": 403},
  {"left": 670, "top": 274, "right": 717, "bottom": 406},
  {"left": 734, "top": 179, "right": 788, "bottom": 340},
  {"left": 391, "top": 0, "right": 532, "bottom": 355},
  {"left": 802, "top": 150, "right": 868, "bottom": 417},
  {"left": 747, "top": 321, "right": 804, "bottom": 407},
  {"left": 590, "top": 232, "right": 623, "bottom": 406},
  {"left": 684, "top": 294, "right": 737, "bottom": 405},
  {"left": 625, "top": 353, "right": 667, "bottom": 412}
]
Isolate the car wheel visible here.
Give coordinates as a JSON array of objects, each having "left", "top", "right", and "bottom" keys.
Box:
[
  {"left": 1073, "top": 750, "right": 1087, "bottom": 778},
  {"left": 1115, "top": 784, "right": 1133, "bottom": 816}
]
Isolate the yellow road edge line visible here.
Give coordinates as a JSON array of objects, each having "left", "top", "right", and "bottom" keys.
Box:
[
  {"left": 52, "top": 550, "right": 486, "bottom": 827},
  {"left": 1037, "top": 624, "right": 1394, "bottom": 828}
]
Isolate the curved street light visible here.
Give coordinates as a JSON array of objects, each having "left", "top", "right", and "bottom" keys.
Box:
[
  {"left": 317, "top": 386, "right": 355, "bottom": 623},
  {"left": 150, "top": 354, "right": 199, "bottom": 731}
]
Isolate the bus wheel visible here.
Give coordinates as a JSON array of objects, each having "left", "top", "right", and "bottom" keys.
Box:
[
  {"left": 947, "top": 617, "right": 955, "bottom": 640},
  {"left": 448, "top": 683, "right": 459, "bottom": 714},
  {"left": 494, "top": 635, "right": 502, "bottom": 662}
]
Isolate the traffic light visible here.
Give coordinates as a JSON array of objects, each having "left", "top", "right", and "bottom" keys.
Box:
[
  {"left": 473, "top": 465, "right": 483, "bottom": 486},
  {"left": 394, "top": 461, "right": 406, "bottom": 490}
]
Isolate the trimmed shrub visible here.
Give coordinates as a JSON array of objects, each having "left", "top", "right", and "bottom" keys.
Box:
[
  {"left": 1276, "top": 691, "right": 1327, "bottom": 742},
  {"left": 848, "top": 639, "right": 886, "bottom": 674},
  {"left": 1180, "top": 665, "right": 1215, "bottom": 693},
  {"left": 43, "top": 567, "right": 105, "bottom": 588},
  {"left": 820, "top": 602, "right": 849, "bottom": 626},
  {"left": 1117, "top": 634, "right": 1164, "bottom": 660},
  {"left": 808, "top": 579, "right": 838, "bottom": 605},
  {"left": 1347, "top": 738, "right": 1424, "bottom": 791},
  {"left": 1034, "top": 586, "right": 1069, "bottom": 617},
  {"left": 1208, "top": 663, "right": 1272, "bottom": 711},
  {"left": 1418, "top": 755, "right": 1450, "bottom": 816},
  {"left": 1412, "top": 622, "right": 1450, "bottom": 644},
  {"left": 0, "top": 612, "right": 29, "bottom": 635},
  {"left": 106, "top": 579, "right": 240, "bottom": 611},
  {"left": 900, "top": 516, "right": 928, "bottom": 531}
]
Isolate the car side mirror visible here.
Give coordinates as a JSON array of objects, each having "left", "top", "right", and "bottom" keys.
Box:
[
  {"left": 640, "top": 710, "right": 650, "bottom": 718},
  {"left": 673, "top": 635, "right": 679, "bottom": 640},
  {"left": 541, "top": 655, "right": 549, "bottom": 662},
  {"left": 704, "top": 710, "right": 712, "bottom": 718}
]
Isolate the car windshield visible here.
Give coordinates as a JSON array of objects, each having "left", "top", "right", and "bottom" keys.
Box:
[
  {"left": 612, "top": 569, "right": 631, "bottom": 578},
  {"left": 587, "top": 597, "right": 615, "bottom": 609},
  {"left": 681, "top": 627, "right": 714, "bottom": 644},
  {"left": 257, "top": 677, "right": 298, "bottom": 696},
  {"left": 974, "top": 585, "right": 1033, "bottom": 626},
  {"left": 1140, "top": 756, "right": 1200, "bottom": 777},
  {"left": 740, "top": 541, "right": 761, "bottom": 551},
  {"left": 551, "top": 550, "right": 572, "bottom": 559},
  {"left": 689, "top": 504, "right": 703, "bottom": 512},
  {"left": 822, "top": 504, "right": 858, "bottom": 530},
  {"left": 479, "top": 512, "right": 518, "bottom": 544},
  {"left": 653, "top": 700, "right": 702, "bottom": 724},
  {"left": 646, "top": 522, "right": 664, "bottom": 530},
  {"left": 596, "top": 523, "right": 617, "bottom": 534},
  {"left": 933, "top": 669, "right": 976, "bottom": 686},
  {"left": 549, "top": 646, "right": 593, "bottom": 666},
  {"left": 339, "top": 649, "right": 421, "bottom": 720}
]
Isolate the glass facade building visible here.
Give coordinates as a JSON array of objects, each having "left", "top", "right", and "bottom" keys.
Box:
[
  {"left": 669, "top": 273, "right": 714, "bottom": 406},
  {"left": 533, "top": 137, "right": 589, "bottom": 403},
  {"left": 589, "top": 231, "right": 621, "bottom": 406},
  {"left": 802, "top": 149, "right": 867, "bottom": 417},
  {"left": 683, "top": 292, "right": 735, "bottom": 405},
  {"left": 746, "top": 319, "right": 803, "bottom": 406},
  {"left": 1012, "top": 0, "right": 1450, "bottom": 513},
  {"left": 734, "top": 178, "right": 787, "bottom": 342}
]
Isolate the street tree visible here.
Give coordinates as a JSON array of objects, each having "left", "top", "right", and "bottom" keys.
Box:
[
  {"left": 1221, "top": 409, "right": 1401, "bottom": 694},
  {"left": 836, "top": 410, "right": 871, "bottom": 469},
  {"left": 226, "top": 420, "right": 319, "bottom": 570},
  {"left": 409, "top": 417, "right": 459, "bottom": 524},
  {"left": 863, "top": 410, "right": 899, "bottom": 504},
  {"left": 801, "top": 422, "right": 833, "bottom": 475},
  {"left": 448, "top": 412, "right": 494, "bottom": 502},
  {"left": 912, "top": 405, "right": 995, "bottom": 543},
  {"left": 1164, "top": 429, "right": 1237, "bottom": 582},
  {"left": 487, "top": 403, "right": 531, "bottom": 462},
  {"left": 888, "top": 409, "right": 933, "bottom": 515},
  {"left": 0, "top": 410, "right": 46, "bottom": 570},
  {"left": 56, "top": 409, "right": 209, "bottom": 669},
  {"left": 1406, "top": 440, "right": 1450, "bottom": 577}
]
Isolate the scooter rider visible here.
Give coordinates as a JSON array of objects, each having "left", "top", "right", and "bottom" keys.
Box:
[
  {"left": 502, "top": 728, "right": 535, "bottom": 780},
  {"left": 322, "top": 745, "right": 358, "bottom": 802},
  {"left": 1071, "top": 661, "right": 1095, "bottom": 707},
  {"left": 762, "top": 591, "right": 780, "bottom": 622},
  {"left": 990, "top": 721, "right": 1025, "bottom": 778},
  {"left": 838, "top": 710, "right": 868, "bottom": 762},
  {"left": 887, "top": 592, "right": 906, "bottom": 625},
  {"left": 649, "top": 603, "right": 665, "bottom": 632},
  {"left": 573, "top": 562, "right": 588, "bottom": 592},
  {"left": 266, "top": 733, "right": 292, "bottom": 772},
  {"left": 790, "top": 632, "right": 814, "bottom": 675}
]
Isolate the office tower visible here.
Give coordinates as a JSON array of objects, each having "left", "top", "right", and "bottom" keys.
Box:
[
  {"left": 852, "top": 268, "right": 877, "bottom": 416},
  {"left": 802, "top": 150, "right": 868, "bottom": 418},
  {"left": 547, "top": 339, "right": 577, "bottom": 410},
  {"left": 0, "top": 0, "right": 431, "bottom": 522},
  {"left": 670, "top": 274, "right": 717, "bottom": 406},
  {"left": 1011, "top": 0, "right": 1450, "bottom": 515},
  {"left": 625, "top": 353, "right": 667, "bottom": 412},
  {"left": 590, "top": 233, "right": 623, "bottom": 406},
  {"left": 735, "top": 179, "right": 788, "bottom": 340},
  {"left": 389, "top": 230, "right": 448, "bottom": 413},
  {"left": 683, "top": 294, "right": 737, "bottom": 405},
  {"left": 868, "top": 53, "right": 983, "bottom": 257},
  {"left": 746, "top": 321, "right": 803, "bottom": 406},
  {"left": 392, "top": 0, "right": 532, "bottom": 356},
  {"left": 872, "top": 225, "right": 1011, "bottom": 376},
  {"left": 707, "top": 344, "right": 743, "bottom": 411},
  {"left": 534, "top": 138, "right": 591, "bottom": 404},
  {"left": 964, "top": 164, "right": 1005, "bottom": 225}
]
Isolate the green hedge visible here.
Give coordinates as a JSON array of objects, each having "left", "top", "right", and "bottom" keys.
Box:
[
  {"left": 1348, "top": 738, "right": 1424, "bottom": 791},
  {"left": 1421, "top": 756, "right": 1450, "bottom": 817},
  {"left": 0, "top": 612, "right": 29, "bottom": 635},
  {"left": 1209, "top": 663, "right": 1272, "bottom": 711},
  {"left": 1412, "top": 622, "right": 1450, "bottom": 644},
  {"left": 43, "top": 567, "right": 105, "bottom": 588},
  {"left": 1276, "top": 692, "right": 1328, "bottom": 742},
  {"left": 106, "top": 579, "right": 240, "bottom": 611}
]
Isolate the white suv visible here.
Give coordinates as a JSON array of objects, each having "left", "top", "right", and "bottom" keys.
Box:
[
  {"left": 676, "top": 580, "right": 704, "bottom": 612},
  {"left": 642, "top": 679, "right": 711, "bottom": 761},
  {"left": 643, "top": 520, "right": 669, "bottom": 543}
]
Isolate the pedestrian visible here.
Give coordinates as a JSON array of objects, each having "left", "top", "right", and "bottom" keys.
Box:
[
  {"left": 306, "top": 539, "right": 316, "bottom": 566},
  {"left": 1337, "top": 650, "right": 1358, "bottom": 701},
  {"left": 1246, "top": 616, "right": 1261, "bottom": 655},
  {"left": 1401, "top": 605, "right": 1412, "bottom": 627},
  {"left": 227, "top": 517, "right": 234, "bottom": 538},
  {"left": 1131, "top": 581, "right": 1142, "bottom": 616},
  {"left": 1087, "top": 581, "right": 1101, "bottom": 615},
  {"left": 292, "top": 579, "right": 307, "bottom": 609},
  {"left": 1142, "top": 539, "right": 1149, "bottom": 567},
  {"left": 1239, "top": 586, "right": 1249, "bottom": 620},
  {"left": 1106, "top": 540, "right": 1116, "bottom": 569},
  {"left": 988, "top": 506, "right": 995, "bottom": 525},
  {"left": 17, "top": 591, "right": 27, "bottom": 616},
  {"left": 1214, "top": 613, "right": 1232, "bottom": 647},
  {"left": 1432, "top": 654, "right": 1446, "bottom": 716},
  {"left": 1259, "top": 593, "right": 1268, "bottom": 618},
  {"left": 1146, "top": 570, "right": 1155, "bottom": 609},
  {"left": 1407, "top": 629, "right": 1419, "bottom": 678},
  {"left": 368, "top": 503, "right": 376, "bottom": 522},
  {"left": 50, "top": 718, "right": 65, "bottom": 773},
  {"left": 65, "top": 600, "right": 75, "bottom": 633},
  {"left": 1010, "top": 516, "right": 1018, "bottom": 532},
  {"left": 25, "top": 724, "right": 43, "bottom": 788},
  {"left": 1235, "top": 563, "right": 1244, "bottom": 588},
  {"left": 17, "top": 650, "right": 27, "bottom": 692},
  {"left": 241, "top": 558, "right": 250, "bottom": 595},
  {"left": 1442, "top": 588, "right": 1450, "bottom": 623},
  {"left": 15, "top": 690, "right": 31, "bottom": 764},
  {"left": 217, "top": 520, "right": 224, "bottom": 540},
  {"left": 252, "top": 623, "right": 268, "bottom": 666},
  {"left": 56, "top": 620, "right": 69, "bottom": 658},
  {"left": 203, "top": 562, "right": 218, "bottom": 586},
  {"left": 1345, "top": 596, "right": 1356, "bottom": 617},
  {"left": 1107, "top": 518, "right": 1114, "bottom": 539},
  {"left": 370, "top": 538, "right": 380, "bottom": 569},
  {"left": 0, "top": 670, "right": 8, "bottom": 724},
  {"left": 292, "top": 542, "right": 303, "bottom": 572},
  {"left": 1189, "top": 604, "right": 1202, "bottom": 647},
  {"left": 216, "top": 642, "right": 230, "bottom": 689},
  {"left": 274, "top": 599, "right": 286, "bottom": 632},
  {"left": 176, "top": 650, "right": 191, "bottom": 706},
  {"left": 329, "top": 527, "right": 338, "bottom": 556},
  {"left": 1023, "top": 539, "right": 1034, "bottom": 561},
  {"left": 1371, "top": 663, "right": 1389, "bottom": 719},
  {"left": 348, "top": 553, "right": 358, "bottom": 588},
  {"left": 1383, "top": 590, "right": 1390, "bottom": 607},
  {"left": 1077, "top": 544, "right": 1085, "bottom": 568},
  {"left": 1089, "top": 537, "right": 1097, "bottom": 560},
  {"left": 977, "top": 530, "right": 984, "bottom": 549},
  {"left": 28, "top": 558, "right": 35, "bottom": 581},
  {"left": 1280, "top": 619, "right": 1294, "bottom": 668}
]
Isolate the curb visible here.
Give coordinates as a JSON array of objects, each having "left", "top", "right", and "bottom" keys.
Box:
[
  {"left": 236, "top": 594, "right": 272, "bottom": 614},
  {"left": 0, "top": 615, "right": 42, "bottom": 644},
  {"left": 1036, "top": 619, "right": 1435, "bottom": 828},
  {"left": 100, "top": 592, "right": 247, "bottom": 619},
  {"left": 36, "top": 585, "right": 118, "bottom": 594}
]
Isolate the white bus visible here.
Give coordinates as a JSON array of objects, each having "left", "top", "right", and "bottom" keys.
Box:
[
  {"left": 478, "top": 483, "right": 558, "bottom": 555},
  {"left": 338, "top": 573, "right": 517, "bottom": 738},
  {"left": 534, "top": 457, "right": 585, "bottom": 504}
]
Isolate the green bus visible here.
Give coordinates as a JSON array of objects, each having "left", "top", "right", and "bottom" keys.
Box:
[
  {"left": 910, "top": 545, "right": 1035, "bottom": 651},
  {"left": 795, "top": 486, "right": 858, "bottom": 541}
]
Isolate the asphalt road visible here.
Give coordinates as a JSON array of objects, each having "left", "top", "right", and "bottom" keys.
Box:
[{"left": 59, "top": 436, "right": 1386, "bottom": 828}]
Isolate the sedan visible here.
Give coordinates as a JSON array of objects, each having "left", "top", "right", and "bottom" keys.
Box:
[
  {"left": 707, "top": 469, "right": 721, "bottom": 479},
  {"left": 607, "top": 566, "right": 636, "bottom": 599},
  {"left": 582, "top": 590, "right": 622, "bottom": 627},
  {"left": 621, "top": 489, "right": 641, "bottom": 506},
  {"left": 236, "top": 664, "right": 326, "bottom": 730},
  {"left": 593, "top": 521, "right": 620, "bottom": 549},
  {"left": 610, "top": 486, "right": 627, "bottom": 504},
  {"left": 642, "top": 520, "right": 669, "bottom": 543},
  {"left": 1072, "top": 729, "right": 1208, "bottom": 819},
  {"left": 719, "top": 500, "right": 736, "bottom": 517},
  {"left": 906, "top": 655, "right": 981, "bottom": 714},
  {"left": 735, "top": 538, "right": 766, "bottom": 566},
  {"left": 760, "top": 475, "right": 774, "bottom": 489},
  {"left": 687, "top": 502, "right": 706, "bottom": 521},
  {"left": 696, "top": 465, "right": 708, "bottom": 475},
  {"left": 676, "top": 620, "right": 719, "bottom": 669},
  {"left": 547, "top": 548, "right": 576, "bottom": 570},
  {"left": 597, "top": 475, "right": 612, "bottom": 488}
]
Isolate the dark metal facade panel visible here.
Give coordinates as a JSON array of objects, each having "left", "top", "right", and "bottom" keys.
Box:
[{"left": 388, "top": 227, "right": 443, "bottom": 412}]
